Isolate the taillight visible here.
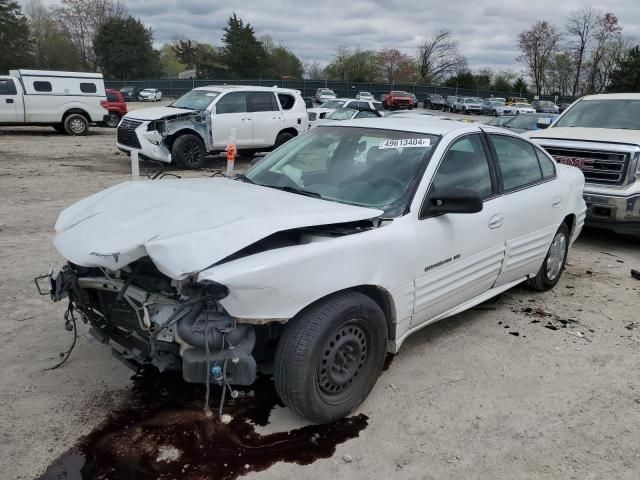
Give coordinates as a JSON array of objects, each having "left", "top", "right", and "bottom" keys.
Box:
[{"left": 100, "top": 100, "right": 107, "bottom": 107}]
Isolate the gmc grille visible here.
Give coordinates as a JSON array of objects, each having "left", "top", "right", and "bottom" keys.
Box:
[
  {"left": 545, "top": 147, "right": 629, "bottom": 186},
  {"left": 117, "top": 118, "right": 142, "bottom": 149}
]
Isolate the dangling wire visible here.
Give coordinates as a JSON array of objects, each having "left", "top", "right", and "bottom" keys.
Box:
[{"left": 44, "top": 302, "right": 78, "bottom": 371}]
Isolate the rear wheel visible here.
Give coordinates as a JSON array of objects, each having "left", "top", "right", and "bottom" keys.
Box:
[
  {"left": 274, "top": 291, "right": 388, "bottom": 423},
  {"left": 274, "top": 131, "right": 294, "bottom": 148},
  {"left": 63, "top": 113, "right": 89, "bottom": 135},
  {"left": 173, "top": 134, "right": 206, "bottom": 169},
  {"left": 528, "top": 223, "right": 570, "bottom": 291},
  {"left": 105, "top": 112, "right": 120, "bottom": 128}
]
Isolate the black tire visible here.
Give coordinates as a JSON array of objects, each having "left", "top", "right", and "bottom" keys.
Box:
[
  {"left": 63, "top": 113, "right": 89, "bottom": 135},
  {"left": 528, "top": 223, "right": 570, "bottom": 291},
  {"left": 274, "top": 291, "right": 388, "bottom": 424},
  {"left": 274, "top": 131, "right": 294, "bottom": 148},
  {"left": 173, "top": 134, "right": 206, "bottom": 169},
  {"left": 462, "top": 107, "right": 467, "bottom": 114},
  {"left": 494, "top": 110, "right": 499, "bottom": 117},
  {"left": 105, "top": 112, "right": 120, "bottom": 128}
]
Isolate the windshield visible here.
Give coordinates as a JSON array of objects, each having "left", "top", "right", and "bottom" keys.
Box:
[
  {"left": 142, "top": 89, "right": 154, "bottom": 93},
  {"left": 320, "top": 89, "right": 334, "bottom": 95},
  {"left": 465, "top": 98, "right": 478, "bottom": 104},
  {"left": 390, "top": 91, "right": 406, "bottom": 96},
  {"left": 321, "top": 99, "right": 345, "bottom": 109},
  {"left": 359, "top": 92, "right": 371, "bottom": 96},
  {"left": 554, "top": 100, "right": 640, "bottom": 130},
  {"left": 326, "top": 108, "right": 357, "bottom": 120},
  {"left": 515, "top": 103, "right": 530, "bottom": 108},
  {"left": 170, "top": 90, "right": 219, "bottom": 110},
  {"left": 485, "top": 117, "right": 512, "bottom": 126},
  {"left": 505, "top": 115, "right": 541, "bottom": 129},
  {"left": 243, "top": 126, "right": 439, "bottom": 216}
]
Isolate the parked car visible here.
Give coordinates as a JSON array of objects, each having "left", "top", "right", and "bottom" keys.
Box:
[
  {"left": 425, "top": 94, "right": 445, "bottom": 110},
  {"left": 356, "top": 91, "right": 375, "bottom": 101},
  {"left": 406, "top": 92, "right": 419, "bottom": 109},
  {"left": 315, "top": 88, "right": 337, "bottom": 103},
  {"left": 524, "top": 93, "right": 640, "bottom": 235},
  {"left": 138, "top": 88, "right": 163, "bottom": 102},
  {"left": 531, "top": 100, "right": 560, "bottom": 114},
  {"left": 42, "top": 116, "right": 586, "bottom": 424},
  {"left": 482, "top": 100, "right": 515, "bottom": 117},
  {"left": 384, "top": 90, "right": 414, "bottom": 110},
  {"left": 317, "top": 98, "right": 347, "bottom": 110},
  {"left": 456, "top": 97, "right": 484, "bottom": 115},
  {"left": 101, "top": 89, "right": 128, "bottom": 127},
  {"left": 120, "top": 86, "right": 140, "bottom": 101},
  {"left": 444, "top": 95, "right": 461, "bottom": 112},
  {"left": 558, "top": 102, "right": 572, "bottom": 113},
  {"left": 506, "top": 96, "right": 528, "bottom": 106},
  {"left": 513, "top": 103, "right": 536, "bottom": 114},
  {"left": 117, "top": 85, "right": 309, "bottom": 168},
  {"left": 0, "top": 69, "right": 108, "bottom": 135},
  {"left": 343, "top": 99, "right": 384, "bottom": 112},
  {"left": 303, "top": 97, "right": 314, "bottom": 109},
  {"left": 491, "top": 97, "right": 506, "bottom": 103},
  {"left": 307, "top": 107, "right": 334, "bottom": 128},
  {"left": 379, "top": 93, "right": 389, "bottom": 103},
  {"left": 499, "top": 113, "right": 559, "bottom": 133},
  {"left": 313, "top": 107, "right": 381, "bottom": 127}
]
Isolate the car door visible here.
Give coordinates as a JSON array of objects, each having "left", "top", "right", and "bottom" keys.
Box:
[
  {"left": 0, "top": 78, "right": 23, "bottom": 123},
  {"left": 212, "top": 92, "right": 252, "bottom": 148},
  {"left": 248, "top": 91, "right": 283, "bottom": 147},
  {"left": 411, "top": 133, "right": 506, "bottom": 327},
  {"left": 487, "top": 133, "right": 565, "bottom": 286}
]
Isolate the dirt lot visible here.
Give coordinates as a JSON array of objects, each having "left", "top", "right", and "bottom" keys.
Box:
[{"left": 1, "top": 115, "right": 639, "bottom": 480}]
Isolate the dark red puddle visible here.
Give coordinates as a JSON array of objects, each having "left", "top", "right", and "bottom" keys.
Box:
[{"left": 37, "top": 370, "right": 367, "bottom": 480}]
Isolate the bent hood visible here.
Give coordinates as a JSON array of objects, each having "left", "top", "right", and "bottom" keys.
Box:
[
  {"left": 53, "top": 178, "right": 382, "bottom": 279},
  {"left": 525, "top": 127, "right": 640, "bottom": 147},
  {"left": 126, "top": 106, "right": 195, "bottom": 121}
]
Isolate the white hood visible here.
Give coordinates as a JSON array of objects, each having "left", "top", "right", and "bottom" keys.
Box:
[
  {"left": 126, "top": 106, "right": 195, "bottom": 121},
  {"left": 525, "top": 127, "right": 640, "bottom": 147},
  {"left": 53, "top": 178, "right": 382, "bottom": 279}
]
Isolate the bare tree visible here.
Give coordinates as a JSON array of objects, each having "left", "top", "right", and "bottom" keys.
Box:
[
  {"left": 566, "top": 7, "right": 598, "bottom": 96},
  {"left": 25, "top": 0, "right": 50, "bottom": 67},
  {"left": 586, "top": 13, "right": 622, "bottom": 93},
  {"left": 517, "top": 21, "right": 561, "bottom": 95},
  {"left": 302, "top": 60, "right": 324, "bottom": 80},
  {"left": 52, "top": 0, "right": 126, "bottom": 69},
  {"left": 417, "top": 30, "right": 467, "bottom": 84}
]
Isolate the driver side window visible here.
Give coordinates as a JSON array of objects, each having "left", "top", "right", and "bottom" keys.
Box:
[
  {"left": 215, "top": 92, "right": 247, "bottom": 114},
  {"left": 431, "top": 134, "right": 494, "bottom": 198}
]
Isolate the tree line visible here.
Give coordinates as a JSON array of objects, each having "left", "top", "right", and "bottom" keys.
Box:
[{"left": 1, "top": 0, "right": 637, "bottom": 94}]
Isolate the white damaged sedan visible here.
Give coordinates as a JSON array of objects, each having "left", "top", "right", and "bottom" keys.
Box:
[{"left": 40, "top": 118, "right": 586, "bottom": 423}]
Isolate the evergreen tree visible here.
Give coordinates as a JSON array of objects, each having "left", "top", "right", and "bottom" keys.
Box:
[
  {"left": 0, "top": 0, "right": 32, "bottom": 71},
  {"left": 221, "top": 13, "right": 266, "bottom": 77},
  {"left": 608, "top": 46, "right": 640, "bottom": 93}
]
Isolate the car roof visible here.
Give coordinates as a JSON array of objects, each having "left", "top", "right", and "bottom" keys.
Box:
[
  {"left": 320, "top": 116, "right": 475, "bottom": 135},
  {"left": 581, "top": 93, "right": 640, "bottom": 101},
  {"left": 194, "top": 85, "right": 301, "bottom": 94}
]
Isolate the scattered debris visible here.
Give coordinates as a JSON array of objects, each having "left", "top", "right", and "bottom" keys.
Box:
[
  {"left": 601, "top": 251, "right": 621, "bottom": 258},
  {"left": 509, "top": 332, "right": 520, "bottom": 337},
  {"left": 631, "top": 269, "right": 640, "bottom": 280},
  {"left": 343, "top": 453, "right": 354, "bottom": 463},
  {"left": 626, "top": 322, "right": 639, "bottom": 331},
  {"left": 156, "top": 446, "right": 182, "bottom": 463}
]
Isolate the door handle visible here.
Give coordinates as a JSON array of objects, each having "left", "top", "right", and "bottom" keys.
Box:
[
  {"left": 552, "top": 196, "right": 562, "bottom": 208},
  {"left": 488, "top": 214, "right": 503, "bottom": 229},
  {"left": 6, "top": 99, "right": 14, "bottom": 104}
]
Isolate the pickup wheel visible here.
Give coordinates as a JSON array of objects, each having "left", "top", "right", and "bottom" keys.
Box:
[
  {"left": 173, "top": 134, "right": 206, "bottom": 169},
  {"left": 274, "top": 132, "right": 294, "bottom": 148},
  {"left": 528, "top": 223, "right": 570, "bottom": 291},
  {"left": 63, "top": 114, "right": 89, "bottom": 135},
  {"left": 274, "top": 291, "right": 387, "bottom": 424},
  {"left": 105, "top": 112, "right": 120, "bottom": 128}
]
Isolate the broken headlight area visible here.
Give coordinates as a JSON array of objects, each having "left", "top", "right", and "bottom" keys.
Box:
[{"left": 37, "top": 258, "right": 256, "bottom": 386}]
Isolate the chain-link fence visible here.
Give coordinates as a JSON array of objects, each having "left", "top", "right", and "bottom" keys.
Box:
[{"left": 104, "top": 78, "right": 573, "bottom": 104}]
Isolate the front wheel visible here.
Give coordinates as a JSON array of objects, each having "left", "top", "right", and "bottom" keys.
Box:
[
  {"left": 173, "top": 134, "right": 206, "bottom": 169},
  {"left": 528, "top": 223, "right": 570, "bottom": 291},
  {"left": 274, "top": 291, "right": 388, "bottom": 424}
]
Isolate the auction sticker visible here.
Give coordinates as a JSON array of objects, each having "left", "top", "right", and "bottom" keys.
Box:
[{"left": 379, "top": 138, "right": 431, "bottom": 149}]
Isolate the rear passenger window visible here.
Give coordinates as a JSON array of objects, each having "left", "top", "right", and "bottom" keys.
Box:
[
  {"left": 0, "top": 79, "right": 16, "bottom": 95},
  {"left": 431, "top": 134, "right": 494, "bottom": 199},
  {"left": 34, "top": 81, "right": 52, "bottom": 92},
  {"left": 490, "top": 135, "right": 543, "bottom": 190},
  {"left": 215, "top": 92, "right": 247, "bottom": 114},
  {"left": 536, "top": 148, "right": 556, "bottom": 179},
  {"left": 277, "top": 94, "right": 295, "bottom": 110},
  {"left": 106, "top": 92, "right": 118, "bottom": 102},
  {"left": 248, "top": 92, "right": 277, "bottom": 112},
  {"left": 80, "top": 83, "right": 97, "bottom": 93}
]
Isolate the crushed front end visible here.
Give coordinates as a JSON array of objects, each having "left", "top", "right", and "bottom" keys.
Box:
[{"left": 36, "top": 258, "right": 257, "bottom": 386}]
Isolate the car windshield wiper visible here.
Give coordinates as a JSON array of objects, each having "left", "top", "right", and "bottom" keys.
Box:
[
  {"left": 236, "top": 173, "right": 256, "bottom": 184},
  {"left": 269, "top": 185, "right": 323, "bottom": 199}
]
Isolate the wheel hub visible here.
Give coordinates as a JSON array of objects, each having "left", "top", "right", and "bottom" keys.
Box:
[
  {"left": 318, "top": 324, "right": 367, "bottom": 395},
  {"left": 546, "top": 231, "right": 567, "bottom": 281}
]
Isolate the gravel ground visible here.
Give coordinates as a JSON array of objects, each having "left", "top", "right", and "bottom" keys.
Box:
[{"left": 1, "top": 108, "right": 639, "bottom": 480}]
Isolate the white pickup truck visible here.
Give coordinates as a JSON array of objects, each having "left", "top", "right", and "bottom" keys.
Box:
[
  {"left": 0, "top": 69, "right": 108, "bottom": 135},
  {"left": 524, "top": 93, "right": 640, "bottom": 235},
  {"left": 116, "top": 85, "right": 309, "bottom": 169}
]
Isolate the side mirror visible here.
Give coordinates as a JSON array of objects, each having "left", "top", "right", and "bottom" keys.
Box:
[{"left": 421, "top": 187, "right": 483, "bottom": 217}]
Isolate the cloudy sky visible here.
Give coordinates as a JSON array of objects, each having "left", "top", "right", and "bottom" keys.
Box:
[{"left": 37, "top": 0, "right": 640, "bottom": 72}]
